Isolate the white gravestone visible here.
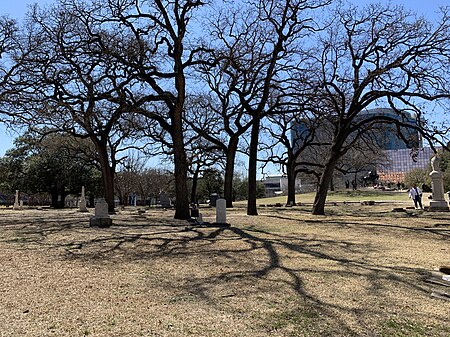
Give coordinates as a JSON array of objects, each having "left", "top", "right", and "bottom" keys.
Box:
[
  {"left": 79, "top": 186, "right": 88, "bottom": 212},
  {"left": 216, "top": 199, "right": 227, "bottom": 224},
  {"left": 89, "top": 198, "right": 112, "bottom": 227},
  {"left": 429, "top": 156, "right": 449, "bottom": 211},
  {"left": 13, "top": 190, "right": 20, "bottom": 210}
]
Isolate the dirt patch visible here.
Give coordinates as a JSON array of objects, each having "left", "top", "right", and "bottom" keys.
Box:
[{"left": 0, "top": 205, "right": 449, "bottom": 336}]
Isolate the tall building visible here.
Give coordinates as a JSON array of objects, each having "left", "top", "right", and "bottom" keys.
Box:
[
  {"left": 358, "top": 108, "right": 422, "bottom": 150},
  {"left": 291, "top": 108, "right": 422, "bottom": 151},
  {"left": 291, "top": 108, "right": 426, "bottom": 183},
  {"left": 377, "top": 148, "right": 434, "bottom": 183}
]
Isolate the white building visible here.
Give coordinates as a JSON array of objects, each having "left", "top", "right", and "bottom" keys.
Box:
[{"left": 262, "top": 175, "right": 303, "bottom": 197}]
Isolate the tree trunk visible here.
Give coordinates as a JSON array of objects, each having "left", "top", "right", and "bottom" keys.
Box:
[
  {"left": 172, "top": 109, "right": 191, "bottom": 220},
  {"left": 50, "top": 185, "right": 66, "bottom": 208},
  {"left": 102, "top": 165, "right": 116, "bottom": 213},
  {"left": 190, "top": 168, "right": 200, "bottom": 205},
  {"left": 286, "top": 163, "right": 297, "bottom": 206},
  {"left": 224, "top": 137, "right": 239, "bottom": 208},
  {"left": 59, "top": 187, "right": 68, "bottom": 209},
  {"left": 95, "top": 141, "right": 116, "bottom": 214},
  {"left": 50, "top": 190, "right": 59, "bottom": 208},
  {"left": 312, "top": 153, "right": 340, "bottom": 215},
  {"left": 247, "top": 116, "right": 260, "bottom": 216}
]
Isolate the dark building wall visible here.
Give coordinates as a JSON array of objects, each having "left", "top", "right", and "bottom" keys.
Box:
[{"left": 291, "top": 108, "right": 422, "bottom": 151}]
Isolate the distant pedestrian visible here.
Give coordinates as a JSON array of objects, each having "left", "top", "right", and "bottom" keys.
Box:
[
  {"left": 397, "top": 182, "right": 401, "bottom": 190},
  {"left": 408, "top": 183, "right": 423, "bottom": 209}
]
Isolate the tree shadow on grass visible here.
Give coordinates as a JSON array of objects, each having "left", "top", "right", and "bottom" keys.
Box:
[
  {"left": 1, "top": 210, "right": 447, "bottom": 336},
  {"left": 264, "top": 212, "right": 450, "bottom": 240}
]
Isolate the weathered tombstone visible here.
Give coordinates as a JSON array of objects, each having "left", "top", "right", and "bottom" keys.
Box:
[
  {"left": 209, "top": 193, "right": 219, "bottom": 207},
  {"left": 429, "top": 156, "right": 449, "bottom": 211},
  {"left": 19, "top": 200, "right": 23, "bottom": 209},
  {"left": 79, "top": 186, "right": 88, "bottom": 212},
  {"left": 159, "top": 193, "right": 171, "bottom": 208},
  {"left": 13, "top": 190, "right": 20, "bottom": 210},
  {"left": 89, "top": 198, "right": 112, "bottom": 228},
  {"left": 190, "top": 207, "right": 199, "bottom": 218},
  {"left": 215, "top": 198, "right": 227, "bottom": 225}
]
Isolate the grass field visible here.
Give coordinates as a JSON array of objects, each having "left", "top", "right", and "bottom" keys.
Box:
[
  {"left": 0, "top": 191, "right": 448, "bottom": 337},
  {"left": 234, "top": 188, "right": 414, "bottom": 207}
]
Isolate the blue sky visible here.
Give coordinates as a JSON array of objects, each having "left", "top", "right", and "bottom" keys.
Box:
[{"left": 0, "top": 0, "right": 448, "bottom": 156}]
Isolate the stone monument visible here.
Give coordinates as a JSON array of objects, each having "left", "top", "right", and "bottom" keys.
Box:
[
  {"left": 89, "top": 198, "right": 112, "bottom": 227},
  {"left": 159, "top": 193, "right": 171, "bottom": 208},
  {"left": 79, "top": 186, "right": 88, "bottom": 212},
  {"left": 429, "top": 156, "right": 449, "bottom": 211},
  {"left": 215, "top": 198, "right": 228, "bottom": 225},
  {"left": 13, "top": 190, "right": 20, "bottom": 210}
]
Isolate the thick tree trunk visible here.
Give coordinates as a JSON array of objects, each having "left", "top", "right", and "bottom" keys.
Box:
[
  {"left": 172, "top": 110, "right": 191, "bottom": 220},
  {"left": 224, "top": 137, "right": 239, "bottom": 208},
  {"left": 50, "top": 185, "right": 66, "bottom": 208},
  {"left": 95, "top": 141, "right": 116, "bottom": 214},
  {"left": 286, "top": 164, "right": 297, "bottom": 206},
  {"left": 312, "top": 153, "right": 340, "bottom": 215},
  {"left": 50, "top": 191, "right": 59, "bottom": 208},
  {"left": 247, "top": 117, "right": 260, "bottom": 216}
]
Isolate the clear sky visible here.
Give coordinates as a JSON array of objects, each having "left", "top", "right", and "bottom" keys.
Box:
[{"left": 0, "top": 0, "right": 448, "bottom": 156}]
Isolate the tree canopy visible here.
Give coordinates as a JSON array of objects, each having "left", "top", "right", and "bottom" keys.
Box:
[{"left": 1, "top": 0, "right": 450, "bottom": 216}]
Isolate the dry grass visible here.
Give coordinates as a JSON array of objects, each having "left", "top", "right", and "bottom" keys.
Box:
[{"left": 0, "top": 199, "right": 449, "bottom": 336}]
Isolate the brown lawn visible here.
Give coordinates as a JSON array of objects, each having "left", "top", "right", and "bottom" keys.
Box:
[{"left": 0, "top": 202, "right": 449, "bottom": 336}]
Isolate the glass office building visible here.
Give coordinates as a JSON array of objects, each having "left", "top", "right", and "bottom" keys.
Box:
[
  {"left": 291, "top": 108, "right": 427, "bottom": 183},
  {"left": 377, "top": 147, "right": 434, "bottom": 183},
  {"left": 358, "top": 108, "right": 422, "bottom": 150}
]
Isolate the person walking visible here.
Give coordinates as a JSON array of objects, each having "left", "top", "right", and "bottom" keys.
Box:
[{"left": 409, "top": 183, "right": 423, "bottom": 209}]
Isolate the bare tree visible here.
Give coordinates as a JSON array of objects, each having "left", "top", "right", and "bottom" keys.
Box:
[
  {"left": 209, "top": 0, "right": 331, "bottom": 215},
  {"left": 260, "top": 109, "right": 325, "bottom": 205},
  {"left": 6, "top": 3, "right": 140, "bottom": 213},
  {"left": 184, "top": 90, "right": 251, "bottom": 208},
  {"left": 83, "top": 0, "right": 214, "bottom": 219},
  {"left": 0, "top": 16, "right": 22, "bottom": 122},
  {"left": 309, "top": 3, "right": 450, "bottom": 215}
]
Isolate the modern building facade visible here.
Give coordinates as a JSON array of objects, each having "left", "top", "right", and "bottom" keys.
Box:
[
  {"left": 358, "top": 108, "right": 422, "bottom": 150},
  {"left": 377, "top": 147, "right": 434, "bottom": 183},
  {"left": 290, "top": 108, "right": 426, "bottom": 184}
]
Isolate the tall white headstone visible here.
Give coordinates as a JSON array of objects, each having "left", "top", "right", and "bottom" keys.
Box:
[
  {"left": 216, "top": 198, "right": 227, "bottom": 224},
  {"left": 79, "top": 186, "right": 88, "bottom": 212},
  {"left": 13, "top": 190, "right": 20, "bottom": 210},
  {"left": 429, "top": 156, "right": 449, "bottom": 211}
]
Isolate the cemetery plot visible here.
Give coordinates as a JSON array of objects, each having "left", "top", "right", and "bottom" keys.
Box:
[{"left": 0, "top": 205, "right": 448, "bottom": 337}]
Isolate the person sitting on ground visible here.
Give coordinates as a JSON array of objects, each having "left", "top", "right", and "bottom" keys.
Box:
[{"left": 408, "top": 183, "right": 423, "bottom": 209}]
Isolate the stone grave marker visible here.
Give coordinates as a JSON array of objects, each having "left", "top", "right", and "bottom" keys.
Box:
[
  {"left": 89, "top": 198, "right": 112, "bottom": 228},
  {"left": 429, "top": 156, "right": 449, "bottom": 211},
  {"left": 159, "top": 193, "right": 171, "bottom": 208},
  {"left": 13, "top": 190, "right": 20, "bottom": 210},
  {"left": 79, "top": 186, "right": 88, "bottom": 212},
  {"left": 215, "top": 198, "right": 227, "bottom": 225},
  {"left": 209, "top": 193, "right": 219, "bottom": 207}
]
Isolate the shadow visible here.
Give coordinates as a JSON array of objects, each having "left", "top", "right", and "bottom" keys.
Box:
[
  {"left": 0, "top": 209, "right": 447, "bottom": 335},
  {"left": 263, "top": 213, "right": 450, "bottom": 240}
]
